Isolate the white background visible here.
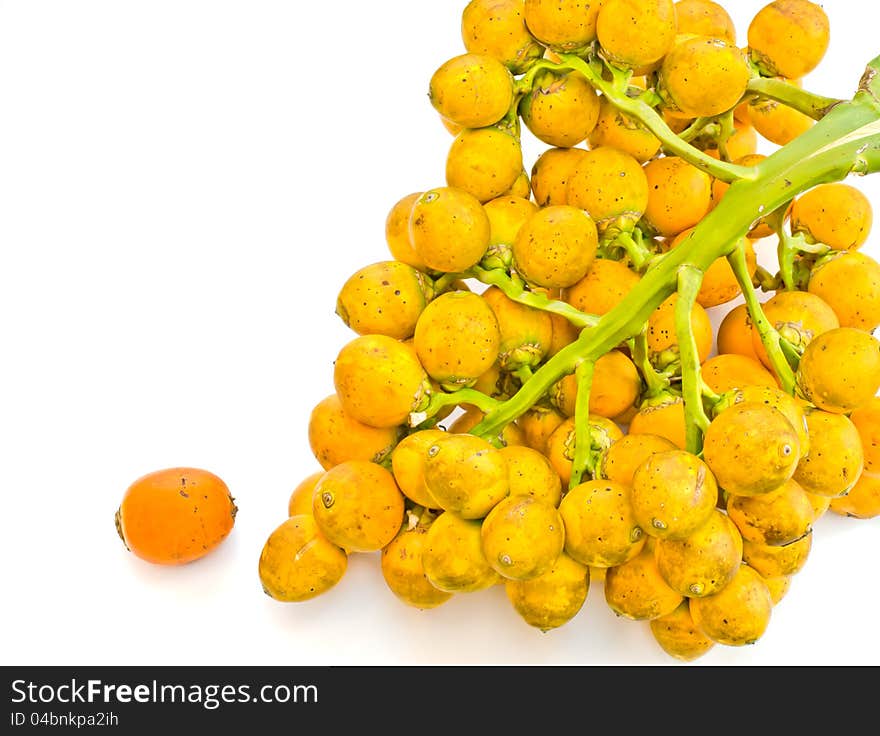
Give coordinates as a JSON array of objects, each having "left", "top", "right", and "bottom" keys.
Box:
[{"left": 1, "top": 0, "right": 878, "bottom": 666}]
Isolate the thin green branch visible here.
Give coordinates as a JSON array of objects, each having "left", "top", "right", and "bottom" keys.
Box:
[
  {"left": 569, "top": 360, "right": 596, "bottom": 490},
  {"left": 469, "top": 266, "right": 599, "bottom": 328},
  {"left": 412, "top": 388, "right": 499, "bottom": 426},
  {"left": 630, "top": 331, "right": 670, "bottom": 397},
  {"left": 747, "top": 77, "right": 842, "bottom": 121},
  {"left": 556, "top": 54, "right": 755, "bottom": 183},
  {"left": 675, "top": 266, "right": 711, "bottom": 455},
  {"left": 727, "top": 243, "right": 797, "bottom": 394}
]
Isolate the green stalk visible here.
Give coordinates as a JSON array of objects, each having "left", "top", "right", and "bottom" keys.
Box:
[
  {"left": 569, "top": 360, "right": 596, "bottom": 489},
  {"left": 556, "top": 54, "right": 754, "bottom": 182},
  {"left": 614, "top": 231, "right": 652, "bottom": 272},
  {"left": 630, "top": 331, "right": 670, "bottom": 397},
  {"left": 675, "top": 266, "right": 711, "bottom": 455},
  {"left": 727, "top": 243, "right": 796, "bottom": 394},
  {"left": 417, "top": 388, "right": 499, "bottom": 425},
  {"left": 471, "top": 56, "right": 880, "bottom": 440},
  {"left": 747, "top": 77, "right": 842, "bottom": 120},
  {"left": 470, "top": 266, "right": 599, "bottom": 328}
]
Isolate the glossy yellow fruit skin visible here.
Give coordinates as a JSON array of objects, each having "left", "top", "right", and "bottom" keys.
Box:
[
  {"left": 381, "top": 524, "right": 454, "bottom": 609},
  {"left": 422, "top": 511, "right": 501, "bottom": 592},
  {"left": 604, "top": 542, "right": 684, "bottom": 621},
  {"left": 312, "top": 461, "right": 406, "bottom": 553},
  {"left": 742, "top": 533, "right": 812, "bottom": 578},
  {"left": 385, "top": 192, "right": 426, "bottom": 269},
  {"left": 791, "top": 183, "right": 873, "bottom": 251},
  {"left": 808, "top": 252, "right": 880, "bottom": 332},
  {"left": 413, "top": 291, "right": 501, "bottom": 390},
  {"left": 654, "top": 509, "right": 742, "bottom": 598},
  {"left": 701, "top": 354, "right": 778, "bottom": 396},
  {"left": 597, "top": 0, "right": 677, "bottom": 69},
  {"left": 552, "top": 350, "right": 641, "bottom": 420},
  {"left": 673, "top": 0, "right": 736, "bottom": 43},
  {"left": 727, "top": 478, "right": 814, "bottom": 547},
  {"left": 829, "top": 471, "right": 880, "bottom": 519},
  {"left": 567, "top": 147, "right": 649, "bottom": 232},
  {"left": 505, "top": 552, "right": 590, "bottom": 631},
  {"left": 446, "top": 127, "right": 523, "bottom": 204},
  {"left": 599, "top": 433, "right": 677, "bottom": 486},
  {"left": 523, "top": 0, "right": 603, "bottom": 51},
  {"left": 520, "top": 72, "right": 600, "bottom": 148},
  {"left": 796, "top": 328, "right": 880, "bottom": 414},
  {"left": 649, "top": 600, "right": 715, "bottom": 662},
  {"left": 516, "top": 406, "right": 567, "bottom": 455},
  {"left": 288, "top": 471, "right": 323, "bottom": 517},
  {"left": 794, "top": 409, "right": 864, "bottom": 498},
  {"left": 850, "top": 397, "right": 880, "bottom": 472},
  {"left": 530, "top": 147, "right": 589, "bottom": 207},
  {"left": 566, "top": 258, "right": 641, "bottom": 316},
  {"left": 762, "top": 574, "right": 792, "bottom": 605},
  {"left": 659, "top": 37, "right": 750, "bottom": 118},
  {"left": 747, "top": 0, "right": 830, "bottom": 79},
  {"left": 481, "top": 495, "right": 565, "bottom": 580},
  {"left": 643, "top": 156, "right": 713, "bottom": 238},
  {"left": 390, "top": 429, "right": 447, "bottom": 508},
  {"left": 747, "top": 94, "right": 814, "bottom": 146},
  {"left": 717, "top": 385, "right": 810, "bottom": 458},
  {"left": 512, "top": 205, "right": 598, "bottom": 289},
  {"left": 703, "top": 402, "right": 800, "bottom": 497},
  {"left": 409, "top": 187, "right": 491, "bottom": 273},
  {"left": 336, "top": 261, "right": 430, "bottom": 340},
  {"left": 689, "top": 565, "right": 773, "bottom": 647},
  {"left": 308, "top": 394, "right": 402, "bottom": 471},
  {"left": 629, "top": 396, "right": 688, "bottom": 450},
  {"left": 499, "top": 445, "right": 563, "bottom": 507},
  {"left": 717, "top": 303, "right": 761, "bottom": 362},
  {"left": 484, "top": 195, "right": 539, "bottom": 250},
  {"left": 559, "top": 479, "right": 645, "bottom": 568},
  {"left": 423, "top": 433, "right": 509, "bottom": 519},
  {"left": 482, "top": 285, "right": 554, "bottom": 370},
  {"left": 429, "top": 53, "right": 514, "bottom": 129},
  {"left": 462, "top": 0, "right": 545, "bottom": 73},
  {"left": 334, "top": 335, "right": 430, "bottom": 429},
  {"left": 631, "top": 450, "right": 718, "bottom": 540},
  {"left": 588, "top": 94, "right": 661, "bottom": 162},
  {"left": 259, "top": 515, "right": 347, "bottom": 602}
]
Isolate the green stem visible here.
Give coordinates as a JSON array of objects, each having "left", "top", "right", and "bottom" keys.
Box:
[
  {"left": 675, "top": 266, "right": 711, "bottom": 455},
  {"left": 716, "top": 110, "right": 737, "bottom": 162},
  {"left": 416, "top": 388, "right": 499, "bottom": 425},
  {"left": 614, "top": 230, "right": 652, "bottom": 271},
  {"left": 747, "top": 77, "right": 842, "bottom": 121},
  {"left": 679, "top": 117, "right": 714, "bottom": 143},
  {"left": 569, "top": 360, "right": 596, "bottom": 489},
  {"left": 727, "top": 243, "right": 796, "bottom": 394},
  {"left": 470, "top": 266, "right": 599, "bottom": 328},
  {"left": 754, "top": 265, "right": 781, "bottom": 292},
  {"left": 630, "top": 331, "right": 670, "bottom": 397},
  {"left": 432, "top": 272, "right": 464, "bottom": 294},
  {"left": 470, "top": 56, "right": 880, "bottom": 439},
  {"left": 556, "top": 54, "right": 754, "bottom": 182}
]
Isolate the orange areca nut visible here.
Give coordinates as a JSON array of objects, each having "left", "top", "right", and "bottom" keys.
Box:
[{"left": 116, "top": 467, "right": 237, "bottom": 565}]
